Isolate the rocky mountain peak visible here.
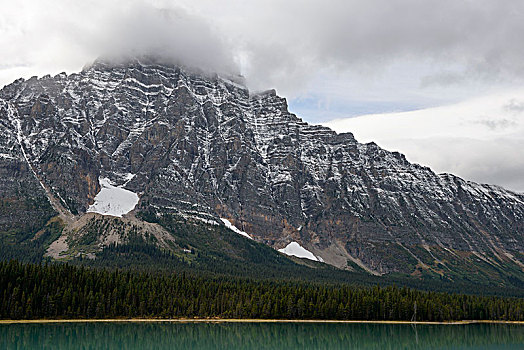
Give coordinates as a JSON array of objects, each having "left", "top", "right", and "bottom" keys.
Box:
[{"left": 0, "top": 59, "right": 523, "bottom": 281}]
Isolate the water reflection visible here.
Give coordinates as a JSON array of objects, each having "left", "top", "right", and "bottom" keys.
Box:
[{"left": 0, "top": 322, "right": 523, "bottom": 349}]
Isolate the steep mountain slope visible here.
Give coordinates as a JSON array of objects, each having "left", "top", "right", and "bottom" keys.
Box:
[{"left": 0, "top": 58, "right": 523, "bottom": 286}]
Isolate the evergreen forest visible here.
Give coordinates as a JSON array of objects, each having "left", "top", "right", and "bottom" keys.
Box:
[{"left": 1, "top": 260, "right": 523, "bottom": 321}]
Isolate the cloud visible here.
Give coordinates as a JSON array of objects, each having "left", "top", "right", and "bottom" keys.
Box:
[
  {"left": 324, "top": 91, "right": 524, "bottom": 193},
  {"left": 473, "top": 119, "right": 517, "bottom": 131},
  {"left": 90, "top": 4, "right": 238, "bottom": 74},
  {"left": 189, "top": 0, "right": 524, "bottom": 95},
  {"left": 0, "top": 0, "right": 238, "bottom": 86},
  {"left": 4, "top": 0, "right": 524, "bottom": 94},
  {"left": 504, "top": 99, "right": 524, "bottom": 114}
]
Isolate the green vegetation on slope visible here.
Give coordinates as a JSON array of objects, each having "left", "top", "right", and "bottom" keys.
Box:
[{"left": 1, "top": 209, "right": 524, "bottom": 298}]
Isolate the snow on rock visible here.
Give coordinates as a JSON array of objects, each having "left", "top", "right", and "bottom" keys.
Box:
[
  {"left": 87, "top": 177, "right": 139, "bottom": 217},
  {"left": 278, "top": 242, "right": 319, "bottom": 261},
  {"left": 123, "top": 173, "right": 136, "bottom": 184},
  {"left": 220, "top": 218, "right": 253, "bottom": 240}
]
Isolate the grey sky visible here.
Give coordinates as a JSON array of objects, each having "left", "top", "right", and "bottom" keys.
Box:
[
  {"left": 1, "top": 0, "right": 523, "bottom": 191},
  {"left": 3, "top": 1, "right": 524, "bottom": 93}
]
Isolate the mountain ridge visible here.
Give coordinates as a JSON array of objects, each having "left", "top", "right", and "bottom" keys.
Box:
[{"left": 0, "top": 58, "right": 523, "bottom": 286}]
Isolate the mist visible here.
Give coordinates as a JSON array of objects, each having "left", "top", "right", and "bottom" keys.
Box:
[
  {"left": 3, "top": 1, "right": 524, "bottom": 93},
  {"left": 0, "top": 0, "right": 238, "bottom": 85}
]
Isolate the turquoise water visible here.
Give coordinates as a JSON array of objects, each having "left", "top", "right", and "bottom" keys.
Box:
[{"left": 0, "top": 322, "right": 523, "bottom": 349}]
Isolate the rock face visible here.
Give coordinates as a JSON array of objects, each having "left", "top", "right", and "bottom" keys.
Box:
[{"left": 1, "top": 58, "right": 523, "bottom": 277}]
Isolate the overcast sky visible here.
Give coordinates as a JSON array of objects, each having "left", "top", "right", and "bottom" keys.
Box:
[{"left": 1, "top": 0, "right": 523, "bottom": 192}]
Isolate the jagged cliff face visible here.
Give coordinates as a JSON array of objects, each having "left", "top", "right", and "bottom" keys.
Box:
[{"left": 1, "top": 58, "right": 523, "bottom": 277}]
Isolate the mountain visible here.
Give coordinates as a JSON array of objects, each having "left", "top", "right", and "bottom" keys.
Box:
[{"left": 1, "top": 58, "right": 523, "bottom": 288}]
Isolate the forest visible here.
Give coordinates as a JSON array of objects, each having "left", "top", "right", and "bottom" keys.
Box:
[{"left": 1, "top": 260, "right": 523, "bottom": 321}]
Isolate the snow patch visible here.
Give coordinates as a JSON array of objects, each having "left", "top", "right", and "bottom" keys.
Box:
[
  {"left": 278, "top": 242, "right": 319, "bottom": 261},
  {"left": 0, "top": 153, "right": 16, "bottom": 159},
  {"left": 220, "top": 218, "right": 253, "bottom": 240},
  {"left": 87, "top": 177, "right": 139, "bottom": 217},
  {"left": 123, "top": 173, "right": 136, "bottom": 184}
]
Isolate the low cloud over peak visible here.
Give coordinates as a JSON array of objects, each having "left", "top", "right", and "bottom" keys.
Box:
[
  {"left": 92, "top": 5, "right": 238, "bottom": 75},
  {"left": 0, "top": 0, "right": 238, "bottom": 84},
  {"left": 3, "top": 0, "right": 524, "bottom": 95}
]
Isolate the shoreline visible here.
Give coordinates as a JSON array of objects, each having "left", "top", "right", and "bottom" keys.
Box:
[{"left": 1, "top": 319, "right": 523, "bottom": 325}]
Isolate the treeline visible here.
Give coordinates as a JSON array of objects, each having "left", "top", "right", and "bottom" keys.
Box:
[{"left": 1, "top": 260, "right": 523, "bottom": 321}]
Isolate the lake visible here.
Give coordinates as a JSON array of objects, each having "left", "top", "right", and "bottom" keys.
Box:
[{"left": 0, "top": 321, "right": 523, "bottom": 349}]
